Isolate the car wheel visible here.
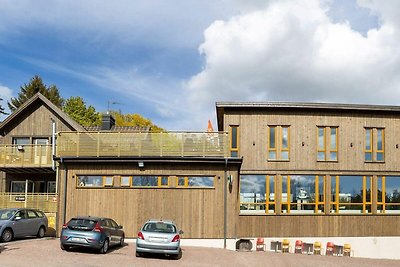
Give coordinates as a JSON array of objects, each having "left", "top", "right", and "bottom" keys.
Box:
[
  {"left": 37, "top": 226, "right": 45, "bottom": 238},
  {"left": 119, "top": 235, "right": 125, "bottom": 247},
  {"left": 100, "top": 239, "right": 109, "bottom": 254},
  {"left": 60, "top": 243, "right": 70, "bottom": 251},
  {"left": 171, "top": 248, "right": 182, "bottom": 260},
  {"left": 1, "top": 228, "right": 13, "bottom": 242}
]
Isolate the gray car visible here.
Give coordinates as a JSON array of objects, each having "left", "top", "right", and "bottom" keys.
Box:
[
  {"left": 0, "top": 208, "right": 48, "bottom": 242},
  {"left": 60, "top": 216, "right": 125, "bottom": 254},
  {"left": 136, "top": 219, "right": 183, "bottom": 259}
]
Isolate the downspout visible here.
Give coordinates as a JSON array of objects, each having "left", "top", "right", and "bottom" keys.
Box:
[
  {"left": 51, "top": 119, "right": 56, "bottom": 171},
  {"left": 224, "top": 158, "right": 228, "bottom": 249},
  {"left": 62, "top": 159, "right": 68, "bottom": 225}
]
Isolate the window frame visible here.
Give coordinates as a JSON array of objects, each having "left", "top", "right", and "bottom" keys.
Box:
[
  {"left": 229, "top": 125, "right": 239, "bottom": 157},
  {"left": 268, "top": 125, "right": 290, "bottom": 161},
  {"left": 364, "top": 127, "right": 385, "bottom": 162},
  {"left": 317, "top": 126, "right": 338, "bottom": 162}
]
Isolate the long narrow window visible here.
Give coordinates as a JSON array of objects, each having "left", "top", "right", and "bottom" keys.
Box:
[
  {"left": 268, "top": 126, "right": 290, "bottom": 160},
  {"left": 230, "top": 126, "right": 239, "bottom": 157},
  {"left": 176, "top": 176, "right": 214, "bottom": 187},
  {"left": 317, "top": 126, "right": 338, "bottom": 161},
  {"left": 365, "top": 128, "right": 385, "bottom": 162}
]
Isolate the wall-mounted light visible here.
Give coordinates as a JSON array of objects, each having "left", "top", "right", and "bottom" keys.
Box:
[
  {"left": 17, "top": 145, "right": 24, "bottom": 152},
  {"left": 350, "top": 142, "right": 353, "bottom": 148},
  {"left": 396, "top": 144, "right": 399, "bottom": 149},
  {"left": 228, "top": 175, "right": 233, "bottom": 185},
  {"left": 253, "top": 141, "right": 255, "bottom": 146},
  {"left": 301, "top": 142, "right": 305, "bottom": 147},
  {"left": 138, "top": 161, "right": 144, "bottom": 168}
]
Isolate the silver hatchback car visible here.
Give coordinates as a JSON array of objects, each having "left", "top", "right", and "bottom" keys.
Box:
[
  {"left": 136, "top": 219, "right": 183, "bottom": 259},
  {"left": 0, "top": 208, "right": 48, "bottom": 242}
]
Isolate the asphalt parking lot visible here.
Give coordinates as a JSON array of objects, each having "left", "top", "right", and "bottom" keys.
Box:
[{"left": 0, "top": 238, "right": 399, "bottom": 267}]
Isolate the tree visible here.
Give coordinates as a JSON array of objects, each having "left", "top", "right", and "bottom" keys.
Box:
[
  {"left": 63, "top": 96, "right": 101, "bottom": 126},
  {"left": 8, "top": 75, "right": 64, "bottom": 112},
  {"left": 110, "top": 111, "right": 164, "bottom": 132},
  {"left": 0, "top": 98, "right": 7, "bottom": 115}
]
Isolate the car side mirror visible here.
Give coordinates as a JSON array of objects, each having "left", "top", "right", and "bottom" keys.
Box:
[
  {"left": 14, "top": 216, "right": 21, "bottom": 221},
  {"left": 118, "top": 225, "right": 123, "bottom": 229},
  {"left": 179, "top": 230, "right": 184, "bottom": 235}
]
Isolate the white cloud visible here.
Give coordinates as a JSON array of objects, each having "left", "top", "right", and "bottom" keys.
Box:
[
  {"left": 185, "top": 0, "right": 400, "bottom": 126},
  {"left": 0, "top": 84, "right": 12, "bottom": 118}
]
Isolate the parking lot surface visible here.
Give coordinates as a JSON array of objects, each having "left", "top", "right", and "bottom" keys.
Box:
[{"left": 0, "top": 238, "right": 399, "bottom": 267}]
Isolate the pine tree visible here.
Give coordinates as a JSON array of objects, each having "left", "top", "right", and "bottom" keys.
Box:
[{"left": 8, "top": 75, "right": 64, "bottom": 112}]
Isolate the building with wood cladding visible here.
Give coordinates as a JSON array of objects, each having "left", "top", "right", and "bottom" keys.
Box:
[
  {"left": 216, "top": 102, "right": 400, "bottom": 238},
  {"left": 1, "top": 93, "right": 400, "bottom": 241}
]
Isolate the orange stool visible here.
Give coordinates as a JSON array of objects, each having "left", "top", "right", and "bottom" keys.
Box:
[{"left": 326, "top": 242, "right": 334, "bottom": 256}]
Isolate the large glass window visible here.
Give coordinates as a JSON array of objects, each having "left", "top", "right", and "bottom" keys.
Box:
[
  {"left": 317, "top": 127, "right": 338, "bottom": 161},
  {"left": 230, "top": 126, "right": 239, "bottom": 157},
  {"left": 268, "top": 126, "right": 290, "bottom": 161},
  {"left": 365, "top": 128, "right": 384, "bottom": 162},
  {"left": 378, "top": 176, "right": 400, "bottom": 214},
  {"left": 330, "top": 176, "right": 371, "bottom": 214},
  {"left": 281, "top": 175, "right": 325, "bottom": 214},
  {"left": 240, "top": 175, "right": 275, "bottom": 214},
  {"left": 77, "top": 176, "right": 103, "bottom": 187}
]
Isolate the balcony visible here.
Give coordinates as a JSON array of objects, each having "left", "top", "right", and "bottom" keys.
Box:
[
  {"left": 0, "top": 145, "right": 53, "bottom": 168},
  {"left": 56, "top": 131, "right": 229, "bottom": 158}
]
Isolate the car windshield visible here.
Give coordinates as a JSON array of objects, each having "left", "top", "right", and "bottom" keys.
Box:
[
  {"left": 67, "top": 218, "right": 97, "bottom": 230},
  {"left": 0, "top": 209, "right": 15, "bottom": 220},
  {"left": 143, "top": 222, "right": 176, "bottom": 233}
]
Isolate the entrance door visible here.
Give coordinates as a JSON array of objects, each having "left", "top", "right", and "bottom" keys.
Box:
[{"left": 34, "top": 139, "right": 49, "bottom": 164}]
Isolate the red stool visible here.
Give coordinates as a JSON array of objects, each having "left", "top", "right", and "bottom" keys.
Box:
[
  {"left": 326, "top": 242, "right": 334, "bottom": 256},
  {"left": 295, "top": 240, "right": 303, "bottom": 254}
]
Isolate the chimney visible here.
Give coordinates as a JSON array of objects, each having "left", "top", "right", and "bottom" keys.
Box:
[{"left": 101, "top": 113, "right": 115, "bottom": 130}]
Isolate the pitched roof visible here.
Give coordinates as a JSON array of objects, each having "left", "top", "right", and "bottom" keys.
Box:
[{"left": 0, "top": 93, "right": 86, "bottom": 133}]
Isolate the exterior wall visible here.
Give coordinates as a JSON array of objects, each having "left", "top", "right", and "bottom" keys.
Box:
[
  {"left": 57, "top": 162, "right": 239, "bottom": 239},
  {"left": 224, "top": 109, "right": 400, "bottom": 172},
  {"left": 2, "top": 104, "right": 74, "bottom": 143},
  {"left": 223, "top": 107, "right": 400, "bottom": 238}
]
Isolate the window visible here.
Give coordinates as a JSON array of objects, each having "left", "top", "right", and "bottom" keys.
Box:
[
  {"left": 104, "top": 176, "right": 114, "bottom": 187},
  {"left": 47, "top": 181, "right": 56, "bottom": 193},
  {"left": 10, "top": 181, "right": 34, "bottom": 193},
  {"left": 121, "top": 176, "right": 131, "bottom": 187},
  {"left": 268, "top": 126, "right": 290, "bottom": 160},
  {"left": 330, "top": 176, "right": 371, "bottom": 214},
  {"left": 230, "top": 126, "right": 239, "bottom": 157},
  {"left": 317, "top": 127, "right": 338, "bottom": 161},
  {"left": 240, "top": 175, "right": 275, "bottom": 214},
  {"left": 176, "top": 176, "right": 214, "bottom": 187},
  {"left": 281, "top": 175, "right": 325, "bottom": 214},
  {"left": 132, "top": 176, "right": 158, "bottom": 186},
  {"left": 365, "top": 128, "right": 384, "bottom": 162},
  {"left": 77, "top": 176, "right": 103, "bottom": 187},
  {"left": 378, "top": 176, "right": 400, "bottom": 214},
  {"left": 12, "top": 137, "right": 30, "bottom": 145}
]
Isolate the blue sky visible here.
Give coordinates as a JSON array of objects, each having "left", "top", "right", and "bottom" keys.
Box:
[{"left": 1, "top": 0, "right": 399, "bottom": 131}]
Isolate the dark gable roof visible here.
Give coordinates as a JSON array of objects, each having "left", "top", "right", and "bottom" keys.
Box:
[
  {"left": 216, "top": 101, "right": 400, "bottom": 131},
  {"left": 0, "top": 93, "right": 86, "bottom": 133}
]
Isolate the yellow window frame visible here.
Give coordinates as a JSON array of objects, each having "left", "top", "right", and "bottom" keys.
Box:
[
  {"left": 266, "top": 175, "right": 276, "bottom": 214},
  {"left": 158, "top": 176, "right": 169, "bottom": 187},
  {"left": 120, "top": 176, "right": 132, "bottom": 187},
  {"left": 229, "top": 126, "right": 239, "bottom": 157}
]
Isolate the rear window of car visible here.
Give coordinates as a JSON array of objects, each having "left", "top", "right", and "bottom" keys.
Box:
[
  {"left": 143, "top": 222, "right": 176, "bottom": 233},
  {"left": 67, "top": 218, "right": 97, "bottom": 230}
]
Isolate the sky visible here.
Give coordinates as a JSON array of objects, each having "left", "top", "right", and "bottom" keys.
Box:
[{"left": 0, "top": 0, "right": 399, "bottom": 131}]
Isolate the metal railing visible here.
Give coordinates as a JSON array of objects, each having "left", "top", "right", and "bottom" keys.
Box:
[
  {"left": 0, "top": 145, "right": 53, "bottom": 168},
  {"left": 0, "top": 193, "right": 58, "bottom": 213},
  {"left": 56, "top": 131, "right": 229, "bottom": 158}
]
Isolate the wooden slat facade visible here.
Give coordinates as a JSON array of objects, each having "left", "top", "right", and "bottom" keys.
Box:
[
  {"left": 217, "top": 103, "right": 400, "bottom": 238},
  {"left": 57, "top": 162, "right": 240, "bottom": 239}
]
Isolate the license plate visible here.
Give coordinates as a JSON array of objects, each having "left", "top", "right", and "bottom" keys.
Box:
[
  {"left": 149, "top": 237, "right": 167, "bottom": 243},
  {"left": 70, "top": 237, "right": 85, "bottom": 242}
]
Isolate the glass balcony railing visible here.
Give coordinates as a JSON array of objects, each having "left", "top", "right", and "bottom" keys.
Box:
[
  {"left": 0, "top": 145, "right": 53, "bottom": 168},
  {"left": 56, "top": 131, "right": 229, "bottom": 158}
]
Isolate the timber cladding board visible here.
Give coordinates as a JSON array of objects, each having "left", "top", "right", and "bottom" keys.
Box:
[
  {"left": 57, "top": 163, "right": 239, "bottom": 239},
  {"left": 237, "top": 215, "right": 400, "bottom": 237},
  {"left": 224, "top": 109, "right": 400, "bottom": 172}
]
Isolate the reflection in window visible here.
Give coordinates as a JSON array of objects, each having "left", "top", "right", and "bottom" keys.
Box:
[
  {"left": 230, "top": 126, "right": 239, "bottom": 157},
  {"left": 365, "top": 128, "right": 384, "bottom": 162},
  {"left": 330, "top": 176, "right": 371, "bottom": 214},
  {"left": 177, "top": 176, "right": 214, "bottom": 187},
  {"left": 281, "top": 175, "right": 325, "bottom": 214},
  {"left": 317, "top": 126, "right": 338, "bottom": 161},
  {"left": 132, "top": 176, "right": 158, "bottom": 186},
  {"left": 378, "top": 176, "right": 400, "bottom": 214},
  {"left": 121, "top": 176, "right": 131, "bottom": 187},
  {"left": 104, "top": 176, "right": 114, "bottom": 186},
  {"left": 77, "top": 176, "right": 103, "bottom": 187},
  {"left": 240, "top": 175, "right": 268, "bottom": 213},
  {"left": 268, "top": 126, "right": 290, "bottom": 161}
]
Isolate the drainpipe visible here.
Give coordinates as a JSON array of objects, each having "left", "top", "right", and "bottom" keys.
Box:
[
  {"left": 62, "top": 159, "right": 68, "bottom": 225},
  {"left": 224, "top": 158, "right": 228, "bottom": 249},
  {"left": 51, "top": 119, "right": 56, "bottom": 171}
]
